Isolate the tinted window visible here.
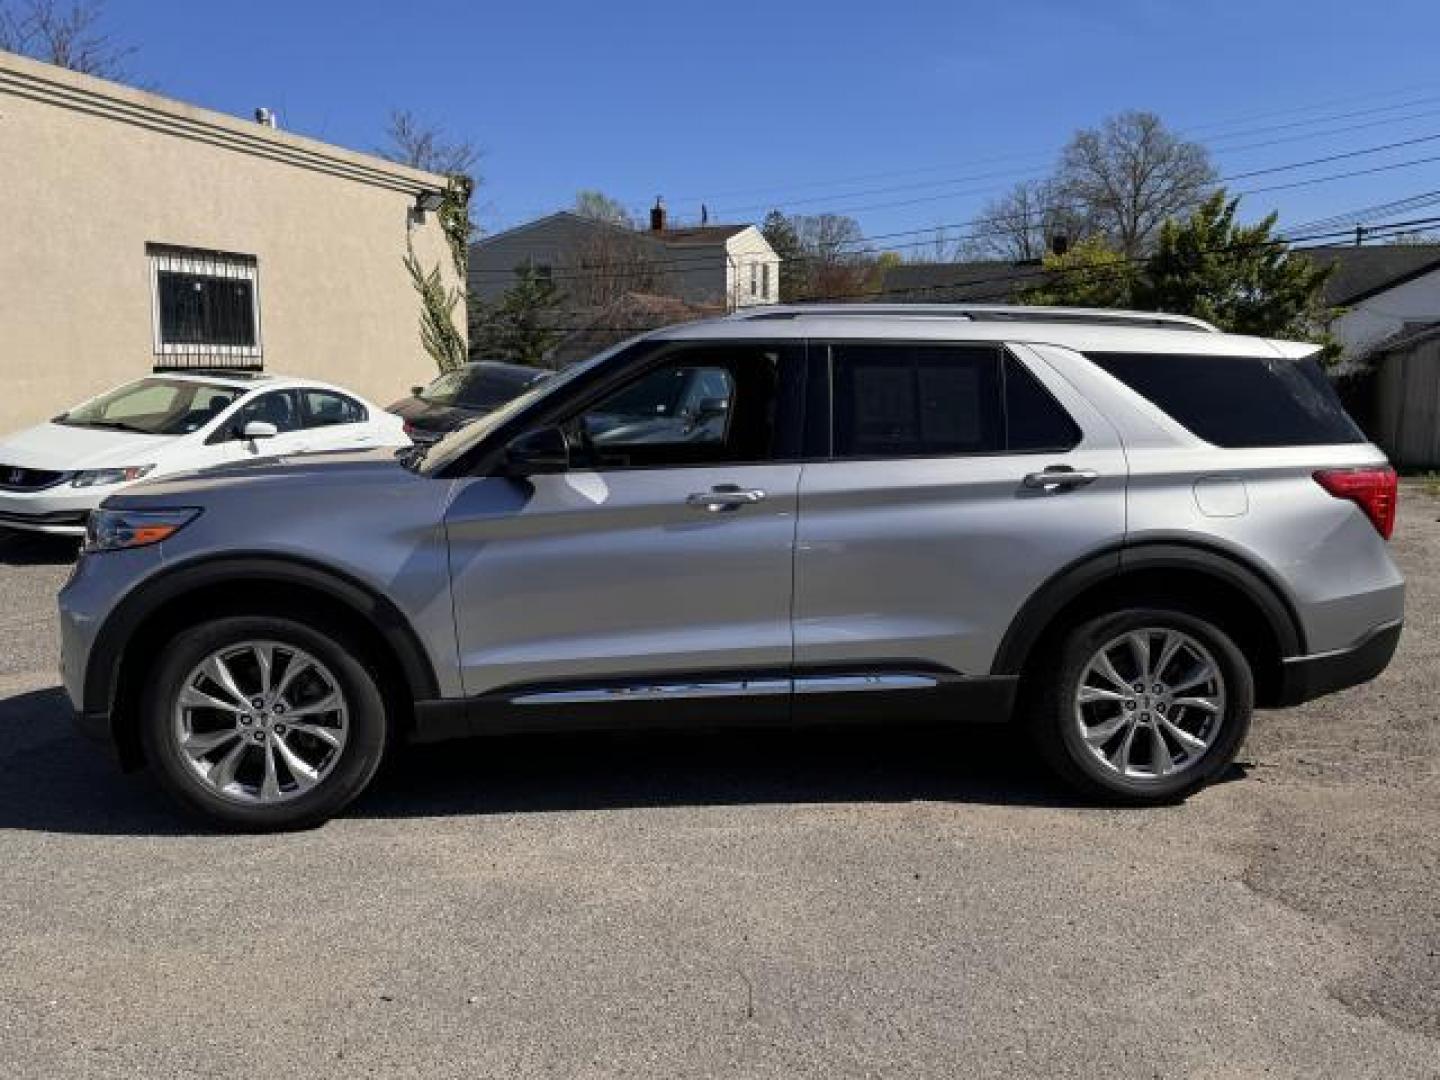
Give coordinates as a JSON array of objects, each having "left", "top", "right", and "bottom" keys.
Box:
[
  {"left": 1005, "top": 355, "right": 1082, "bottom": 452},
  {"left": 422, "top": 366, "right": 540, "bottom": 409},
  {"left": 299, "top": 390, "right": 366, "bottom": 427},
  {"left": 831, "top": 344, "right": 1003, "bottom": 458},
  {"left": 1089, "top": 352, "right": 1365, "bottom": 447},
  {"left": 568, "top": 346, "right": 788, "bottom": 468}
]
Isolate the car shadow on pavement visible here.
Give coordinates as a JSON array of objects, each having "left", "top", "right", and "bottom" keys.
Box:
[
  {"left": 358, "top": 723, "right": 1089, "bottom": 820},
  {"left": 0, "top": 687, "right": 196, "bottom": 836},
  {"left": 0, "top": 685, "right": 1097, "bottom": 835},
  {"left": 0, "top": 531, "right": 80, "bottom": 566}
]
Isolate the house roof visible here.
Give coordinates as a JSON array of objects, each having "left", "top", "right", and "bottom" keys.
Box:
[
  {"left": 874, "top": 261, "right": 1043, "bottom": 303},
  {"left": 652, "top": 225, "right": 751, "bottom": 244},
  {"left": 1299, "top": 245, "right": 1440, "bottom": 306}
]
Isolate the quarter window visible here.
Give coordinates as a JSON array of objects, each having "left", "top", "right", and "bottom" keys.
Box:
[{"left": 299, "top": 390, "right": 366, "bottom": 427}]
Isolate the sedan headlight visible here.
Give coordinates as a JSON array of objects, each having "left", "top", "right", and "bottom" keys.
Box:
[
  {"left": 71, "top": 465, "right": 156, "bottom": 488},
  {"left": 84, "top": 508, "right": 201, "bottom": 553}
]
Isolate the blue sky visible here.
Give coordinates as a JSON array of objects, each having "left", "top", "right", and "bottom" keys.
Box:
[{"left": 107, "top": 0, "right": 1440, "bottom": 248}]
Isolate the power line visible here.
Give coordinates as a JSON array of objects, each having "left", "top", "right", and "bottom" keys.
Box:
[{"left": 468, "top": 141, "right": 1440, "bottom": 288}]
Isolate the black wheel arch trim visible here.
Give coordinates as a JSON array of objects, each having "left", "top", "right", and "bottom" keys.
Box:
[
  {"left": 992, "top": 537, "right": 1306, "bottom": 677},
  {"left": 83, "top": 553, "right": 441, "bottom": 718}
]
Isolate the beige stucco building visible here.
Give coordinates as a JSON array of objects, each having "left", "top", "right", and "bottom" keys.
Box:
[{"left": 0, "top": 49, "right": 462, "bottom": 433}]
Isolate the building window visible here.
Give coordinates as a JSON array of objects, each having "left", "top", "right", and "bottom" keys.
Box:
[
  {"left": 148, "top": 245, "right": 261, "bottom": 369},
  {"left": 749, "top": 262, "right": 759, "bottom": 296},
  {"left": 762, "top": 262, "right": 771, "bottom": 299}
]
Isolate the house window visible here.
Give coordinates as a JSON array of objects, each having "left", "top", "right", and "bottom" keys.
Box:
[
  {"left": 148, "top": 245, "right": 261, "bottom": 369},
  {"left": 762, "top": 263, "right": 771, "bottom": 299},
  {"left": 749, "top": 262, "right": 759, "bottom": 296}
]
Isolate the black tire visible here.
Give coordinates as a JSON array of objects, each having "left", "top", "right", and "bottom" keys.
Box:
[
  {"left": 1024, "top": 607, "right": 1254, "bottom": 804},
  {"left": 140, "top": 615, "right": 389, "bottom": 831}
]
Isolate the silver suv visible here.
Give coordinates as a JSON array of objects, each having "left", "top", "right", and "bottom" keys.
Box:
[{"left": 58, "top": 306, "right": 1405, "bottom": 830}]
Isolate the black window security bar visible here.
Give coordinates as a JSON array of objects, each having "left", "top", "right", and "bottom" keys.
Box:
[{"left": 147, "top": 244, "right": 263, "bottom": 371}]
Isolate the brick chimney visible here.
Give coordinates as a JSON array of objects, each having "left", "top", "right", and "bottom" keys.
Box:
[{"left": 650, "top": 196, "right": 666, "bottom": 233}]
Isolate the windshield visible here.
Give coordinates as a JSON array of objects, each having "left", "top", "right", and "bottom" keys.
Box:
[
  {"left": 420, "top": 366, "right": 539, "bottom": 409},
  {"left": 56, "top": 378, "right": 246, "bottom": 436},
  {"left": 412, "top": 341, "right": 640, "bottom": 475}
]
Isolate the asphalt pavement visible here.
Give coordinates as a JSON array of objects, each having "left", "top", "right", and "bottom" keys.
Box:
[{"left": 1, "top": 488, "right": 1436, "bottom": 1078}]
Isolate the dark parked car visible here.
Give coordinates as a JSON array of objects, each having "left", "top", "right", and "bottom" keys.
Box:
[{"left": 389, "top": 361, "right": 549, "bottom": 443}]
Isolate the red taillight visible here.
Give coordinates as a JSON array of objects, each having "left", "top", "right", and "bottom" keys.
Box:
[
  {"left": 1314, "top": 466, "right": 1398, "bottom": 540},
  {"left": 402, "top": 421, "right": 417, "bottom": 437}
]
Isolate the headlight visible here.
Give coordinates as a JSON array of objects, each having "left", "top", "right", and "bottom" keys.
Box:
[
  {"left": 71, "top": 465, "right": 156, "bottom": 488},
  {"left": 83, "top": 508, "right": 200, "bottom": 553}
]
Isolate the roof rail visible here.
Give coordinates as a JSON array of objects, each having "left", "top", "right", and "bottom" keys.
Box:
[{"left": 731, "top": 303, "right": 1220, "bottom": 333}]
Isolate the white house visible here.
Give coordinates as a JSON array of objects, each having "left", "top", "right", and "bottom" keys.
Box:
[
  {"left": 469, "top": 203, "right": 780, "bottom": 311},
  {"left": 1305, "top": 244, "right": 1440, "bottom": 360}
]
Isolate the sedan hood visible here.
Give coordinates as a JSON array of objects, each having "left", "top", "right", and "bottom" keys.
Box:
[{"left": 0, "top": 421, "right": 174, "bottom": 471}]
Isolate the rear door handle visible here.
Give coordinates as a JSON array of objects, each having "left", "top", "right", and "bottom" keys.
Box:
[
  {"left": 686, "top": 485, "right": 766, "bottom": 512},
  {"left": 1022, "top": 466, "right": 1099, "bottom": 491}
]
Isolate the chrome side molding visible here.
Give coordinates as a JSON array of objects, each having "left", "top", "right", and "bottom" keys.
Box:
[{"left": 510, "top": 673, "right": 939, "bottom": 705}]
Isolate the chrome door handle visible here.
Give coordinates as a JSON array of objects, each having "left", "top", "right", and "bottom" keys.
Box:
[
  {"left": 686, "top": 486, "right": 766, "bottom": 512},
  {"left": 1022, "top": 466, "right": 1099, "bottom": 491}
]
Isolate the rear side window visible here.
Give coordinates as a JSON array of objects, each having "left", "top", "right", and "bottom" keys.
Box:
[
  {"left": 828, "top": 344, "right": 1081, "bottom": 458},
  {"left": 832, "top": 344, "right": 1003, "bottom": 457},
  {"left": 1089, "top": 352, "right": 1365, "bottom": 447}
]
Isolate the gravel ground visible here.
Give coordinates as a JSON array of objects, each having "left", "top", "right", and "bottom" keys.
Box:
[{"left": 0, "top": 487, "right": 1436, "bottom": 1079}]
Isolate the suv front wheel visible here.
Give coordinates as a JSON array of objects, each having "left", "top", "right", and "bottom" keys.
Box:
[
  {"left": 140, "top": 615, "right": 389, "bottom": 830},
  {"left": 1028, "top": 608, "right": 1254, "bottom": 803}
]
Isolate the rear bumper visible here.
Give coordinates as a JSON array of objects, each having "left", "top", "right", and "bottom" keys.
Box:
[{"left": 1274, "top": 619, "right": 1402, "bottom": 707}]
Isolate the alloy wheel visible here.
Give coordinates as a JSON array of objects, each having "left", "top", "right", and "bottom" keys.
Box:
[
  {"left": 1073, "top": 627, "right": 1226, "bottom": 780},
  {"left": 172, "top": 640, "right": 349, "bottom": 804}
]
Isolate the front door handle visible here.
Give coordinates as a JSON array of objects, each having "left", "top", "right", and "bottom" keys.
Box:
[
  {"left": 686, "top": 485, "right": 766, "bottom": 512},
  {"left": 1022, "top": 466, "right": 1099, "bottom": 491}
]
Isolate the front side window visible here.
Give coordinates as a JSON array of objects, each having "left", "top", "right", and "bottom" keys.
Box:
[
  {"left": 149, "top": 245, "right": 261, "bottom": 364},
  {"left": 230, "top": 390, "right": 300, "bottom": 434},
  {"left": 56, "top": 378, "right": 245, "bottom": 435},
  {"left": 568, "top": 346, "right": 789, "bottom": 469}
]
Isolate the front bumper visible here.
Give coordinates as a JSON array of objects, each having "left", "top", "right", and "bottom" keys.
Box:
[
  {"left": 1274, "top": 619, "right": 1402, "bottom": 707},
  {"left": 0, "top": 485, "right": 104, "bottom": 535}
]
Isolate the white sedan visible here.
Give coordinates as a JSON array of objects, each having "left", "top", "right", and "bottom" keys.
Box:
[{"left": 0, "top": 372, "right": 410, "bottom": 536}]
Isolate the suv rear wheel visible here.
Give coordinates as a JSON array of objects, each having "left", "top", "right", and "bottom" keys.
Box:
[
  {"left": 139, "top": 615, "right": 389, "bottom": 831},
  {"left": 1028, "top": 608, "right": 1254, "bottom": 803}
]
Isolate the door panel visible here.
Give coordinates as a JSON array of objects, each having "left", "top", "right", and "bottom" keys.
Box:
[
  {"left": 444, "top": 465, "right": 801, "bottom": 696},
  {"left": 794, "top": 342, "right": 1127, "bottom": 678}
]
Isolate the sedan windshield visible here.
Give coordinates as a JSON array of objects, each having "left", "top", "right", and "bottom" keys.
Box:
[{"left": 56, "top": 378, "right": 245, "bottom": 436}]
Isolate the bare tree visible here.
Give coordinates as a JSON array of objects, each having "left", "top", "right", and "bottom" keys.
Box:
[
  {"left": 557, "top": 228, "right": 670, "bottom": 308},
  {"left": 1055, "top": 110, "right": 1216, "bottom": 257},
  {"left": 791, "top": 213, "right": 877, "bottom": 299},
  {"left": 380, "top": 109, "right": 480, "bottom": 179},
  {"left": 964, "top": 178, "right": 1086, "bottom": 262},
  {"left": 573, "top": 190, "right": 634, "bottom": 227},
  {"left": 0, "top": 0, "right": 135, "bottom": 78}
]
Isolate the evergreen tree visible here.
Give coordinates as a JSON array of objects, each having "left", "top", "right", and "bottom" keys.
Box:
[
  {"left": 471, "top": 266, "right": 567, "bottom": 368},
  {"left": 761, "top": 210, "right": 808, "bottom": 301}
]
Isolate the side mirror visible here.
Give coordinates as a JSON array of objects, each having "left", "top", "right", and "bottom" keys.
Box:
[
  {"left": 240, "top": 420, "right": 278, "bottom": 441},
  {"left": 504, "top": 426, "right": 569, "bottom": 475},
  {"left": 692, "top": 396, "right": 730, "bottom": 422}
]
